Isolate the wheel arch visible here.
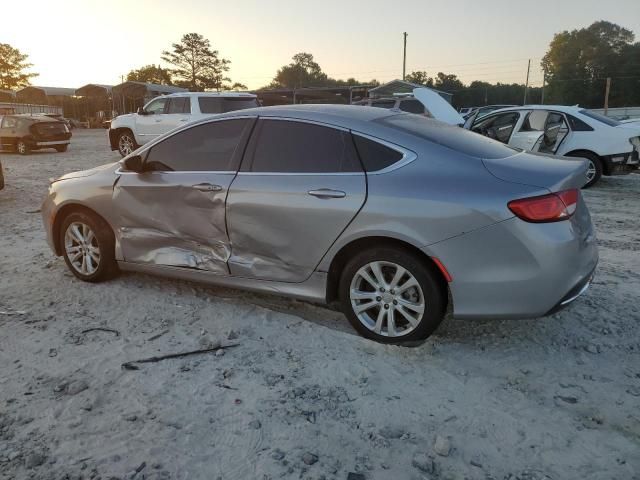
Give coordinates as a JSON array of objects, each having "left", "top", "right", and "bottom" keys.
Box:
[
  {"left": 52, "top": 203, "right": 114, "bottom": 256},
  {"left": 325, "top": 236, "right": 450, "bottom": 306},
  {"left": 565, "top": 149, "right": 607, "bottom": 175}
]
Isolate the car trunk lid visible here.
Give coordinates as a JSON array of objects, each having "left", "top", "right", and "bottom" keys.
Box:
[
  {"left": 31, "top": 121, "right": 68, "bottom": 139},
  {"left": 482, "top": 151, "right": 589, "bottom": 192}
]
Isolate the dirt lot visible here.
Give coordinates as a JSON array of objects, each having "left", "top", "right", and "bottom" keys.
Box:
[{"left": 0, "top": 129, "right": 639, "bottom": 480}]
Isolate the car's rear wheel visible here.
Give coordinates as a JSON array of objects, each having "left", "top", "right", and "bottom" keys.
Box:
[
  {"left": 55, "top": 145, "right": 68, "bottom": 153},
  {"left": 567, "top": 151, "right": 602, "bottom": 188},
  {"left": 117, "top": 130, "right": 137, "bottom": 157},
  {"left": 16, "top": 140, "right": 30, "bottom": 155},
  {"left": 339, "top": 247, "right": 446, "bottom": 344},
  {"left": 60, "top": 211, "right": 118, "bottom": 282}
]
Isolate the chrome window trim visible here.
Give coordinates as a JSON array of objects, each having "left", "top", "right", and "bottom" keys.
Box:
[
  {"left": 115, "top": 168, "right": 236, "bottom": 175},
  {"left": 350, "top": 132, "right": 418, "bottom": 175}
]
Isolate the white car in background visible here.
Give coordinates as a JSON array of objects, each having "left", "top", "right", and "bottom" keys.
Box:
[
  {"left": 465, "top": 105, "right": 640, "bottom": 187},
  {"left": 109, "top": 92, "right": 259, "bottom": 157}
]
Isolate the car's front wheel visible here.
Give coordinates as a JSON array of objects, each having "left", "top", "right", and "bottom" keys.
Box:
[
  {"left": 60, "top": 211, "right": 118, "bottom": 282},
  {"left": 117, "top": 130, "right": 137, "bottom": 157},
  {"left": 339, "top": 247, "right": 446, "bottom": 344},
  {"left": 16, "top": 139, "right": 30, "bottom": 155}
]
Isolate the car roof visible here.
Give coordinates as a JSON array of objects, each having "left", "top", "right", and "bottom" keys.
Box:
[{"left": 160, "top": 91, "right": 257, "bottom": 98}]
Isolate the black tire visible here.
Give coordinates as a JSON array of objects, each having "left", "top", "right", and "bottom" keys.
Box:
[
  {"left": 338, "top": 247, "right": 446, "bottom": 345},
  {"left": 117, "top": 130, "right": 138, "bottom": 157},
  {"left": 59, "top": 210, "right": 119, "bottom": 282},
  {"left": 16, "top": 139, "right": 30, "bottom": 155},
  {"left": 54, "top": 144, "right": 68, "bottom": 153},
  {"left": 567, "top": 151, "right": 602, "bottom": 188}
]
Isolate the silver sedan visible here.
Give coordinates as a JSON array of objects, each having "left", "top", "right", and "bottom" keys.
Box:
[{"left": 42, "top": 105, "right": 598, "bottom": 344}]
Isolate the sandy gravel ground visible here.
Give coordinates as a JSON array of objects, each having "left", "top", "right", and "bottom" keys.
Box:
[{"left": 0, "top": 130, "right": 639, "bottom": 480}]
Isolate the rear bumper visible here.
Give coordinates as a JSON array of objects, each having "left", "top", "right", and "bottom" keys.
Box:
[
  {"left": 545, "top": 266, "right": 596, "bottom": 316},
  {"left": 35, "top": 140, "right": 69, "bottom": 147},
  {"left": 426, "top": 200, "right": 598, "bottom": 319},
  {"left": 603, "top": 151, "right": 638, "bottom": 175}
]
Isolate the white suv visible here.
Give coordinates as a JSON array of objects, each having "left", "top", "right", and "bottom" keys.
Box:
[{"left": 109, "top": 92, "right": 259, "bottom": 157}]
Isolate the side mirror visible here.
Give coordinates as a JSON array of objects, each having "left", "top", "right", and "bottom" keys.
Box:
[
  {"left": 137, "top": 106, "right": 146, "bottom": 115},
  {"left": 122, "top": 154, "right": 143, "bottom": 172}
]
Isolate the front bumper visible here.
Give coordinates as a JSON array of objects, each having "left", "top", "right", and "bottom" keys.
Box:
[
  {"left": 41, "top": 191, "right": 58, "bottom": 255},
  {"left": 603, "top": 150, "right": 639, "bottom": 174}
]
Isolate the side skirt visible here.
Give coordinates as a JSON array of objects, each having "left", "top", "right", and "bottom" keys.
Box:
[{"left": 117, "top": 261, "right": 328, "bottom": 303}]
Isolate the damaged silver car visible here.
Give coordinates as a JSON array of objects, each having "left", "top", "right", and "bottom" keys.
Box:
[{"left": 42, "top": 105, "right": 597, "bottom": 344}]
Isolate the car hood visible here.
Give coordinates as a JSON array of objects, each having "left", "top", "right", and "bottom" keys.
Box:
[{"left": 53, "top": 162, "right": 119, "bottom": 183}]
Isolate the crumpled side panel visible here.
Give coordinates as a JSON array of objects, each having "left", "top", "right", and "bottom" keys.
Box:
[{"left": 113, "top": 174, "right": 234, "bottom": 274}]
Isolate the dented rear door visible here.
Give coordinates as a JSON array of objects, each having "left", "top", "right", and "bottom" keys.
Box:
[{"left": 113, "top": 118, "right": 254, "bottom": 273}]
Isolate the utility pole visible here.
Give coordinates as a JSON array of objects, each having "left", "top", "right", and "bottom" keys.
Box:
[
  {"left": 604, "top": 77, "right": 611, "bottom": 115},
  {"left": 523, "top": 59, "right": 531, "bottom": 105},
  {"left": 402, "top": 32, "right": 408, "bottom": 81}
]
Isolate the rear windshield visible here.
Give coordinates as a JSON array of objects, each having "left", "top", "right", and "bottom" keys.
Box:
[
  {"left": 579, "top": 109, "right": 621, "bottom": 127},
  {"left": 198, "top": 97, "right": 259, "bottom": 114},
  {"left": 376, "top": 114, "right": 519, "bottom": 159}
]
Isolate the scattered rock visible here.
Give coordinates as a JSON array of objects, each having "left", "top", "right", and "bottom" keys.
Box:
[
  {"left": 215, "top": 349, "right": 225, "bottom": 357},
  {"left": 25, "top": 453, "right": 46, "bottom": 468},
  {"left": 554, "top": 395, "right": 578, "bottom": 405},
  {"left": 434, "top": 435, "right": 451, "bottom": 457},
  {"left": 347, "top": 473, "right": 366, "bottom": 480},
  {"left": 470, "top": 458, "right": 483, "bottom": 468},
  {"left": 271, "top": 449, "right": 285, "bottom": 460},
  {"left": 66, "top": 380, "right": 89, "bottom": 396},
  {"left": 248, "top": 420, "right": 261, "bottom": 429},
  {"left": 302, "top": 452, "right": 318, "bottom": 465},
  {"left": 379, "top": 426, "right": 405, "bottom": 439},
  {"left": 412, "top": 453, "right": 434, "bottom": 473},
  {"left": 124, "top": 414, "right": 138, "bottom": 422},
  {"left": 626, "top": 386, "right": 640, "bottom": 397},
  {"left": 584, "top": 344, "right": 600, "bottom": 354}
]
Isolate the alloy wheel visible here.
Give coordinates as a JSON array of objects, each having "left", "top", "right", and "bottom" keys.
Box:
[
  {"left": 586, "top": 160, "right": 597, "bottom": 182},
  {"left": 349, "top": 261, "right": 425, "bottom": 337},
  {"left": 64, "top": 222, "right": 101, "bottom": 276},
  {"left": 17, "top": 142, "right": 27, "bottom": 154},
  {"left": 118, "top": 134, "right": 134, "bottom": 156}
]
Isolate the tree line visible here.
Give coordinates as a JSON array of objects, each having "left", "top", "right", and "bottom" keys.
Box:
[{"left": 1, "top": 21, "right": 639, "bottom": 108}]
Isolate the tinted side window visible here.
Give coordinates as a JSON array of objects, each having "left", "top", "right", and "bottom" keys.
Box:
[
  {"left": 353, "top": 135, "right": 403, "bottom": 172},
  {"left": 566, "top": 114, "right": 594, "bottom": 131},
  {"left": 1, "top": 117, "right": 17, "bottom": 128},
  {"left": 167, "top": 97, "right": 190, "bottom": 114},
  {"left": 399, "top": 100, "right": 425, "bottom": 114},
  {"left": 248, "top": 120, "right": 362, "bottom": 173},
  {"left": 371, "top": 100, "right": 396, "bottom": 109},
  {"left": 145, "top": 98, "right": 168, "bottom": 114},
  {"left": 145, "top": 119, "right": 250, "bottom": 172}
]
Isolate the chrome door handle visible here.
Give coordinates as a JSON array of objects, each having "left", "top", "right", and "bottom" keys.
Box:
[
  {"left": 308, "top": 189, "right": 346, "bottom": 199},
  {"left": 192, "top": 183, "right": 223, "bottom": 192}
]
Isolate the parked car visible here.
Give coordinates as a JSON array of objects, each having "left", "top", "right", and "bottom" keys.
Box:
[
  {"left": 43, "top": 105, "right": 597, "bottom": 344},
  {"left": 464, "top": 105, "right": 640, "bottom": 187},
  {"left": 109, "top": 92, "right": 260, "bottom": 157},
  {"left": 0, "top": 115, "right": 72, "bottom": 154},
  {"left": 42, "top": 113, "right": 74, "bottom": 130}
]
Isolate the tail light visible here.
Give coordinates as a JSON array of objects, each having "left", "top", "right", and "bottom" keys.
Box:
[{"left": 508, "top": 189, "right": 579, "bottom": 223}]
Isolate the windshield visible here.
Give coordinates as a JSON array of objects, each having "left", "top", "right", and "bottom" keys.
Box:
[
  {"left": 198, "top": 97, "right": 259, "bottom": 114},
  {"left": 579, "top": 109, "right": 621, "bottom": 127},
  {"left": 377, "top": 113, "right": 519, "bottom": 159}
]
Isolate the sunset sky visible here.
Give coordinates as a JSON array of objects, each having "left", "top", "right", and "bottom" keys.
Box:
[{"left": 4, "top": 0, "right": 640, "bottom": 90}]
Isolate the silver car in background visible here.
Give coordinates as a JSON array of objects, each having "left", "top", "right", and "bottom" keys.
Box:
[{"left": 42, "top": 105, "right": 598, "bottom": 344}]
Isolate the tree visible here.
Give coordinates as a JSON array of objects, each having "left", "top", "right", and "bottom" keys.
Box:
[
  {"left": 228, "top": 82, "right": 248, "bottom": 91},
  {"left": 268, "top": 52, "right": 329, "bottom": 88},
  {"left": 541, "top": 21, "right": 639, "bottom": 107},
  {"left": 433, "top": 72, "right": 464, "bottom": 92},
  {"left": 0, "top": 43, "right": 38, "bottom": 90},
  {"left": 161, "top": 33, "right": 231, "bottom": 91},
  {"left": 126, "top": 64, "right": 173, "bottom": 85},
  {"left": 405, "top": 71, "right": 433, "bottom": 87}
]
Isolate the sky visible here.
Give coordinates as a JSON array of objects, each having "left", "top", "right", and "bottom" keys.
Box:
[{"left": 4, "top": 0, "right": 640, "bottom": 91}]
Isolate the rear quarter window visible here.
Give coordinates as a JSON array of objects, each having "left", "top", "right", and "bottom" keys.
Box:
[
  {"left": 352, "top": 135, "right": 404, "bottom": 172},
  {"left": 378, "top": 114, "right": 519, "bottom": 159}
]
